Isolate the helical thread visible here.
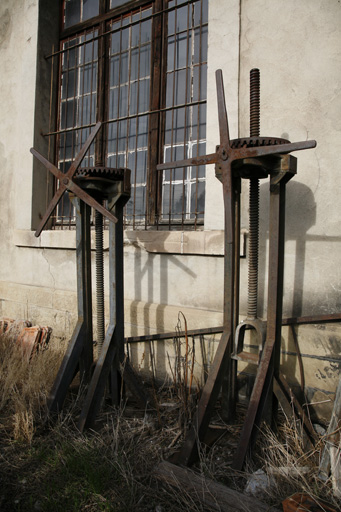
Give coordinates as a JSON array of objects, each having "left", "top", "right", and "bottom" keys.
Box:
[
  {"left": 95, "top": 208, "right": 105, "bottom": 352},
  {"left": 247, "top": 68, "right": 260, "bottom": 320},
  {"left": 250, "top": 69, "right": 260, "bottom": 138}
]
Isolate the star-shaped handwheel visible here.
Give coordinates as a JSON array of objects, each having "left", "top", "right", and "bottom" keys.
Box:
[
  {"left": 157, "top": 69, "right": 316, "bottom": 179},
  {"left": 31, "top": 122, "right": 118, "bottom": 237}
]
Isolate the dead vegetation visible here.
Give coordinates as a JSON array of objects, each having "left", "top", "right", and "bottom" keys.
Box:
[{"left": 0, "top": 327, "right": 339, "bottom": 511}]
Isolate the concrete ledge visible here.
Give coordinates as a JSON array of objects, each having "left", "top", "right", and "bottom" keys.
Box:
[{"left": 14, "top": 228, "right": 230, "bottom": 255}]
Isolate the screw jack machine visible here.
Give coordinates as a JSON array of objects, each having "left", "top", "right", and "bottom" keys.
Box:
[
  {"left": 31, "top": 123, "right": 150, "bottom": 431},
  {"left": 157, "top": 69, "right": 316, "bottom": 469}
]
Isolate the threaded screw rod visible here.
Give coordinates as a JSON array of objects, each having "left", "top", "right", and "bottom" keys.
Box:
[
  {"left": 247, "top": 68, "right": 260, "bottom": 320},
  {"left": 95, "top": 207, "right": 105, "bottom": 352}
]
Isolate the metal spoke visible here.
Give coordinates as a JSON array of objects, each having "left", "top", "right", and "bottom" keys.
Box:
[{"left": 35, "top": 186, "right": 66, "bottom": 237}]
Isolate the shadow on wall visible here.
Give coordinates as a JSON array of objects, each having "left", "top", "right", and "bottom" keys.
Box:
[
  {"left": 258, "top": 179, "right": 341, "bottom": 319},
  {"left": 128, "top": 242, "right": 197, "bottom": 380}
]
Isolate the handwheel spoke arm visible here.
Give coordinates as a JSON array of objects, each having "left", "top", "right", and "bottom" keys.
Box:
[
  {"left": 30, "top": 148, "right": 62, "bottom": 181},
  {"left": 216, "top": 70, "right": 230, "bottom": 148},
  {"left": 231, "top": 139, "right": 316, "bottom": 161},
  {"left": 35, "top": 186, "right": 66, "bottom": 237},
  {"left": 156, "top": 152, "right": 218, "bottom": 171},
  {"left": 68, "top": 122, "right": 101, "bottom": 178}
]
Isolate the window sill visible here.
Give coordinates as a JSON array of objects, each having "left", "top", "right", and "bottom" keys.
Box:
[{"left": 13, "top": 229, "right": 246, "bottom": 256}]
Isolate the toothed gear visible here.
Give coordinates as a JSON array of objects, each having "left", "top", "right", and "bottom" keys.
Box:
[
  {"left": 230, "top": 136, "right": 290, "bottom": 148},
  {"left": 74, "top": 167, "right": 128, "bottom": 180}
]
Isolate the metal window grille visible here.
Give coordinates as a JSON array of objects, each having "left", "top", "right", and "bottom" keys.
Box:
[{"left": 48, "top": 0, "right": 208, "bottom": 230}]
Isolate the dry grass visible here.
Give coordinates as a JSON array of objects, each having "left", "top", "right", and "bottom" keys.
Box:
[
  {"left": 0, "top": 326, "right": 64, "bottom": 443},
  {"left": 0, "top": 328, "right": 339, "bottom": 511}
]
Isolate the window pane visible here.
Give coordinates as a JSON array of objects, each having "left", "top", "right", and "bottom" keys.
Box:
[
  {"left": 190, "top": 180, "right": 205, "bottom": 217},
  {"left": 110, "top": 0, "right": 129, "bottom": 8},
  {"left": 61, "top": 69, "right": 76, "bottom": 99},
  {"left": 79, "top": 64, "right": 97, "bottom": 95},
  {"left": 138, "top": 78, "right": 149, "bottom": 113},
  {"left": 83, "top": 0, "right": 99, "bottom": 21},
  {"left": 64, "top": 0, "right": 99, "bottom": 28},
  {"left": 64, "top": 0, "right": 81, "bottom": 28}
]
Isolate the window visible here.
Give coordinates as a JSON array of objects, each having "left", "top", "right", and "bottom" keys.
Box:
[{"left": 48, "top": 0, "right": 208, "bottom": 230}]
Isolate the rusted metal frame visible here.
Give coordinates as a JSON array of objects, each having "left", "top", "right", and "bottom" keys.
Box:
[
  {"left": 290, "top": 324, "right": 305, "bottom": 393},
  {"left": 125, "top": 312, "right": 341, "bottom": 344},
  {"left": 78, "top": 193, "right": 126, "bottom": 430},
  {"left": 176, "top": 332, "right": 232, "bottom": 466},
  {"left": 282, "top": 313, "right": 341, "bottom": 325},
  {"left": 232, "top": 174, "right": 288, "bottom": 471},
  {"left": 221, "top": 177, "right": 240, "bottom": 420},
  {"left": 176, "top": 158, "right": 234, "bottom": 465},
  {"left": 109, "top": 190, "right": 125, "bottom": 405},
  {"left": 77, "top": 199, "right": 94, "bottom": 379},
  {"left": 177, "top": 72, "right": 235, "bottom": 463},
  {"left": 126, "top": 325, "right": 224, "bottom": 343},
  {"left": 274, "top": 372, "right": 318, "bottom": 443},
  {"left": 147, "top": 0, "right": 164, "bottom": 226},
  {"left": 31, "top": 126, "right": 119, "bottom": 236},
  {"left": 48, "top": 198, "right": 93, "bottom": 414}
]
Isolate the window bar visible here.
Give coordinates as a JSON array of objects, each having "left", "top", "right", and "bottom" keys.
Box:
[
  {"left": 133, "top": 11, "right": 143, "bottom": 229},
  {"left": 168, "top": 1, "right": 178, "bottom": 229},
  {"left": 68, "top": 35, "right": 80, "bottom": 229},
  {"left": 45, "top": 99, "right": 206, "bottom": 137},
  {"left": 89, "top": 33, "right": 96, "bottom": 145},
  {"left": 42, "top": 100, "right": 206, "bottom": 137},
  {"left": 182, "top": 0, "right": 191, "bottom": 229},
  {"left": 47, "top": 45, "right": 55, "bottom": 222},
  {"left": 194, "top": 0, "right": 204, "bottom": 229},
  {"left": 127, "top": 14, "right": 135, "bottom": 229},
  {"left": 149, "top": 0, "right": 164, "bottom": 229},
  {"left": 114, "top": 17, "right": 123, "bottom": 170},
  {"left": 80, "top": 35, "right": 86, "bottom": 158},
  {"left": 62, "top": 40, "right": 73, "bottom": 228}
]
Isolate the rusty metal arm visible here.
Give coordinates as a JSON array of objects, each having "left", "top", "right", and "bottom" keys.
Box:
[{"left": 31, "top": 122, "right": 118, "bottom": 237}]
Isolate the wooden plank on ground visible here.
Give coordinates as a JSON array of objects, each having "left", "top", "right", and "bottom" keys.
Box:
[{"left": 155, "top": 461, "right": 281, "bottom": 512}]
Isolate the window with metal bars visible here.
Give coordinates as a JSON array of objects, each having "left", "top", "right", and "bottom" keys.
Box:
[{"left": 50, "top": 0, "right": 208, "bottom": 230}]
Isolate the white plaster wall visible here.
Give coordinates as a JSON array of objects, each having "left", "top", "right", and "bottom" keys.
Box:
[
  {"left": 0, "top": 0, "right": 38, "bottom": 289},
  {"left": 0, "top": 0, "right": 339, "bottom": 319},
  {"left": 236, "top": 0, "right": 341, "bottom": 317},
  {"left": 204, "top": 0, "right": 240, "bottom": 231}
]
